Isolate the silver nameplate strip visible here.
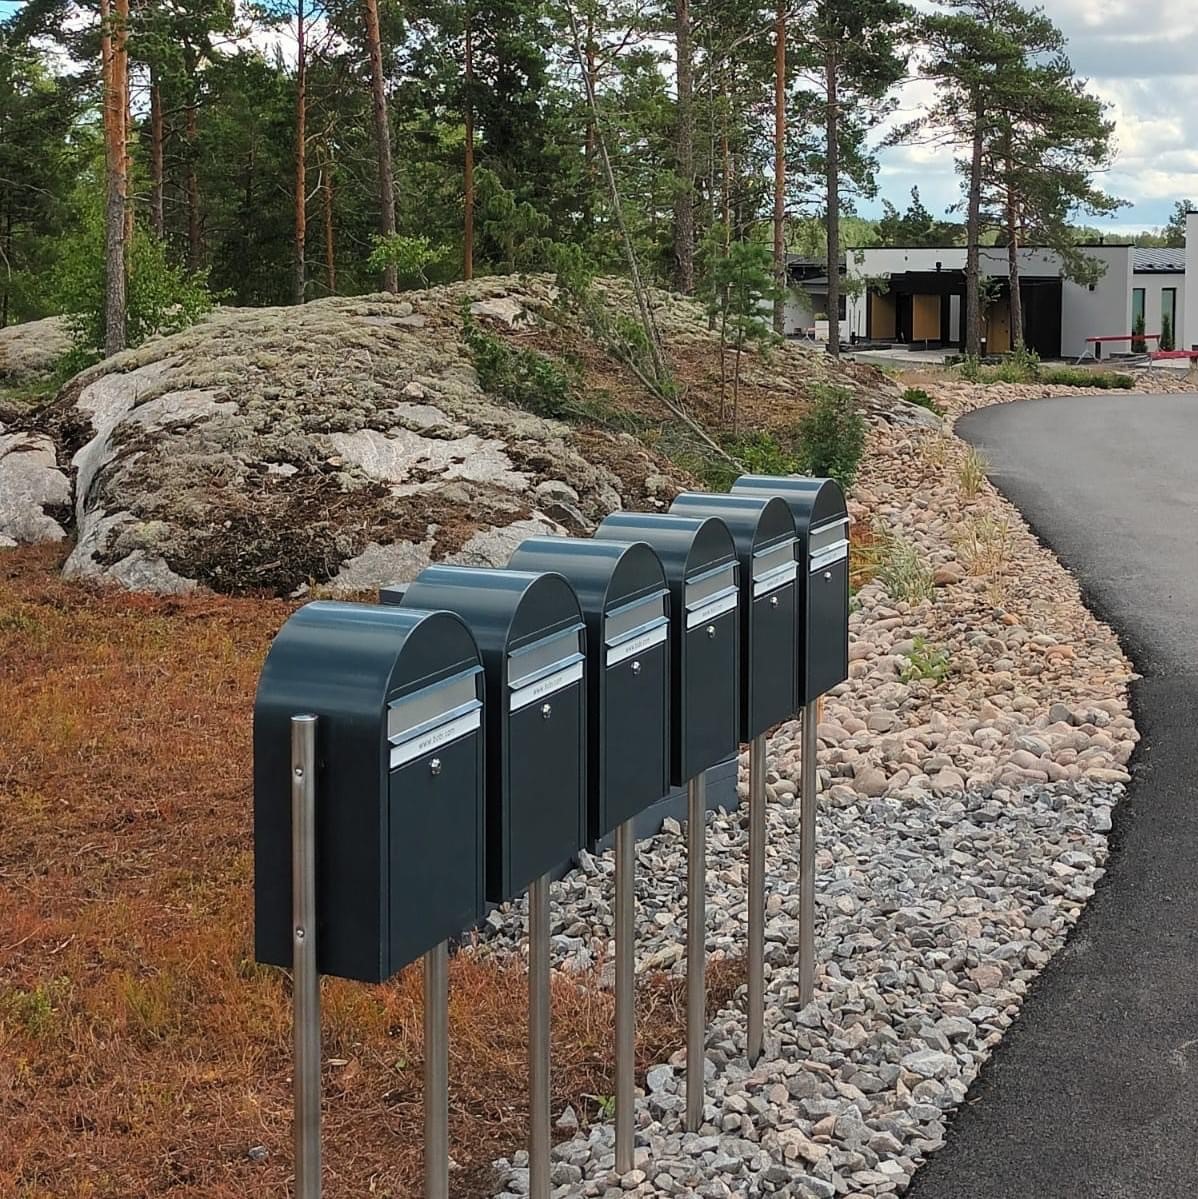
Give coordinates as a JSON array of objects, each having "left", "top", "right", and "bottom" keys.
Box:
[
  {"left": 606, "top": 593, "right": 667, "bottom": 644},
  {"left": 606, "top": 620, "right": 668, "bottom": 666},
  {"left": 685, "top": 562, "right": 737, "bottom": 609},
  {"left": 686, "top": 588, "right": 738, "bottom": 628},
  {"left": 508, "top": 626, "right": 585, "bottom": 688},
  {"left": 389, "top": 708, "right": 481, "bottom": 769},
  {"left": 809, "top": 518, "right": 849, "bottom": 554},
  {"left": 752, "top": 538, "right": 797, "bottom": 580},
  {"left": 810, "top": 539, "right": 849, "bottom": 571},
  {"left": 388, "top": 671, "right": 480, "bottom": 742},
  {"left": 753, "top": 560, "right": 797, "bottom": 597},
  {"left": 510, "top": 659, "right": 584, "bottom": 711}
]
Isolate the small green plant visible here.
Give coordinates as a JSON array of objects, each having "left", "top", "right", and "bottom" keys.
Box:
[
  {"left": 900, "top": 635, "right": 952, "bottom": 684},
  {"left": 878, "top": 535, "right": 935, "bottom": 604},
  {"left": 2, "top": 979, "right": 70, "bottom": 1038},
  {"left": 958, "top": 354, "right": 982, "bottom": 383},
  {"left": 1132, "top": 311, "right": 1147, "bottom": 355},
  {"left": 1161, "top": 311, "right": 1175, "bottom": 353},
  {"left": 1039, "top": 367, "right": 1133, "bottom": 390},
  {"left": 985, "top": 346, "right": 1041, "bottom": 384},
  {"left": 461, "top": 307, "right": 576, "bottom": 419},
  {"left": 902, "top": 386, "right": 941, "bottom": 414},
  {"left": 585, "top": 1092, "right": 616, "bottom": 1120},
  {"left": 957, "top": 447, "right": 988, "bottom": 499},
  {"left": 955, "top": 513, "right": 1013, "bottom": 576},
  {"left": 795, "top": 385, "right": 867, "bottom": 488},
  {"left": 918, "top": 431, "right": 951, "bottom": 470}
]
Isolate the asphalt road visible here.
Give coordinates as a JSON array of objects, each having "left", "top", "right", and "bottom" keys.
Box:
[{"left": 908, "top": 393, "right": 1198, "bottom": 1199}]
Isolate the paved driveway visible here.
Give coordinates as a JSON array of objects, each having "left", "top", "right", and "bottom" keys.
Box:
[{"left": 908, "top": 393, "right": 1198, "bottom": 1199}]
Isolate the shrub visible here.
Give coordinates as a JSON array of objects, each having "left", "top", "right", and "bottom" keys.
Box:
[
  {"left": 902, "top": 386, "right": 941, "bottom": 414},
  {"left": 795, "top": 385, "right": 867, "bottom": 488},
  {"left": 955, "top": 513, "right": 1013, "bottom": 576},
  {"left": 957, "top": 447, "right": 988, "bottom": 499},
  {"left": 53, "top": 194, "right": 213, "bottom": 356},
  {"left": 462, "top": 312, "right": 576, "bottom": 419},
  {"left": 878, "top": 535, "right": 934, "bottom": 604},
  {"left": 367, "top": 233, "right": 448, "bottom": 289},
  {"left": 1161, "top": 312, "right": 1175, "bottom": 353},
  {"left": 1132, "top": 312, "right": 1147, "bottom": 355},
  {"left": 1039, "top": 367, "right": 1133, "bottom": 390},
  {"left": 959, "top": 355, "right": 983, "bottom": 383},
  {"left": 900, "top": 636, "right": 952, "bottom": 684}
]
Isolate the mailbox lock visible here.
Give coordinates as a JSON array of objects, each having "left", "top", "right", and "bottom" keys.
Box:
[
  {"left": 541, "top": 703, "right": 552, "bottom": 720},
  {"left": 824, "top": 570, "right": 832, "bottom": 581},
  {"left": 429, "top": 757, "right": 442, "bottom": 776},
  {"left": 706, "top": 624, "right": 716, "bottom": 639},
  {"left": 631, "top": 660, "right": 642, "bottom": 676},
  {"left": 769, "top": 594, "right": 780, "bottom": 608}
]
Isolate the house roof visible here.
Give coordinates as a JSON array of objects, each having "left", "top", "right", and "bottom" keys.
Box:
[{"left": 1133, "top": 248, "right": 1186, "bottom": 273}]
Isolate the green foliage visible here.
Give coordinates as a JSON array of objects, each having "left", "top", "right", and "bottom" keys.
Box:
[
  {"left": 1161, "top": 312, "right": 1175, "bottom": 353},
  {"left": 1131, "top": 311, "right": 1147, "bottom": 355},
  {"left": 795, "top": 386, "right": 867, "bottom": 488},
  {"left": 985, "top": 346, "right": 1041, "bottom": 384},
  {"left": 902, "top": 386, "right": 941, "bottom": 413},
  {"left": 689, "top": 429, "right": 803, "bottom": 491},
  {"left": 900, "top": 635, "right": 952, "bottom": 684},
  {"left": 2, "top": 978, "right": 70, "bottom": 1038},
  {"left": 52, "top": 189, "right": 213, "bottom": 355},
  {"left": 367, "top": 234, "right": 448, "bottom": 289},
  {"left": 1039, "top": 367, "right": 1133, "bottom": 390},
  {"left": 476, "top": 167, "right": 551, "bottom": 273},
  {"left": 879, "top": 537, "right": 935, "bottom": 605},
  {"left": 461, "top": 309, "right": 576, "bottom": 419}
]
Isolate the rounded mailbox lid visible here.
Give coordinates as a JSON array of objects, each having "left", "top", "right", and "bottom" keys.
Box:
[
  {"left": 670, "top": 492, "right": 797, "bottom": 595},
  {"left": 730, "top": 475, "right": 847, "bottom": 544},
  {"left": 595, "top": 511, "right": 736, "bottom": 590}
]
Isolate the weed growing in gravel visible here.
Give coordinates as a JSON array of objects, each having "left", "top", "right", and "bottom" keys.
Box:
[
  {"left": 955, "top": 514, "right": 1013, "bottom": 576},
  {"left": 957, "top": 447, "right": 988, "bottom": 499},
  {"left": 879, "top": 536, "right": 935, "bottom": 604},
  {"left": 918, "top": 432, "right": 951, "bottom": 472},
  {"left": 901, "top": 636, "right": 952, "bottom": 684},
  {"left": 902, "top": 387, "right": 942, "bottom": 414}
]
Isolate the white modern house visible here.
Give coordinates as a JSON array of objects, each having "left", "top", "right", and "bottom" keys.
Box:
[{"left": 843, "top": 241, "right": 1188, "bottom": 359}]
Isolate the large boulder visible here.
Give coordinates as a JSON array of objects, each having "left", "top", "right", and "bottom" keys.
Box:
[
  {"left": 0, "top": 316, "right": 73, "bottom": 386},
  {"left": 46, "top": 281, "right": 685, "bottom": 595},
  {"left": 0, "top": 425, "right": 71, "bottom": 546}
]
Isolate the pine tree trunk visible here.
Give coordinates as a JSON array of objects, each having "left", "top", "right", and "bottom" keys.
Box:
[
  {"left": 100, "top": 0, "right": 127, "bottom": 355},
  {"left": 1004, "top": 144, "right": 1023, "bottom": 351},
  {"left": 150, "top": 69, "right": 165, "bottom": 240},
  {"left": 363, "top": 0, "right": 397, "bottom": 293},
  {"left": 772, "top": 0, "right": 786, "bottom": 334},
  {"left": 293, "top": 0, "right": 307, "bottom": 305},
  {"left": 322, "top": 145, "right": 336, "bottom": 294},
  {"left": 824, "top": 45, "right": 841, "bottom": 358},
  {"left": 673, "top": 0, "right": 694, "bottom": 293},
  {"left": 2, "top": 204, "right": 12, "bottom": 328},
  {"left": 185, "top": 94, "right": 201, "bottom": 268},
  {"left": 964, "top": 100, "right": 984, "bottom": 358},
  {"left": 463, "top": 10, "right": 475, "bottom": 281}
]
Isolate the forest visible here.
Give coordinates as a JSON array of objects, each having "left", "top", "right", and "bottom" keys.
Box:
[{"left": 0, "top": 0, "right": 1193, "bottom": 361}]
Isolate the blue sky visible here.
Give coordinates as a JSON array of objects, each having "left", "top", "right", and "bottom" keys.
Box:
[{"left": 5, "top": 0, "right": 1193, "bottom": 234}]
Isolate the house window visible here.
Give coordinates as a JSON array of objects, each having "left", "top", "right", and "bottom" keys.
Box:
[
  {"left": 1132, "top": 287, "right": 1146, "bottom": 329},
  {"left": 1162, "top": 288, "right": 1178, "bottom": 349}
]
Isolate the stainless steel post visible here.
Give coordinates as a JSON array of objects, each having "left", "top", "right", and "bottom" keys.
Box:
[
  {"left": 800, "top": 700, "right": 819, "bottom": 1007},
  {"left": 747, "top": 733, "right": 766, "bottom": 1065},
  {"left": 528, "top": 874, "right": 551, "bottom": 1199},
  {"left": 614, "top": 819, "right": 636, "bottom": 1173},
  {"left": 685, "top": 772, "right": 707, "bottom": 1132},
  {"left": 424, "top": 941, "right": 449, "bottom": 1199},
  {"left": 291, "top": 714, "right": 321, "bottom": 1199}
]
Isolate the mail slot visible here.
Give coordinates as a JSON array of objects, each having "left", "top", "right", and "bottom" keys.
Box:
[
  {"left": 254, "top": 601, "right": 486, "bottom": 983},
  {"left": 594, "top": 512, "right": 740, "bottom": 785},
  {"left": 669, "top": 492, "right": 798, "bottom": 740},
  {"left": 383, "top": 565, "right": 588, "bottom": 903},
  {"left": 507, "top": 536, "right": 671, "bottom": 841},
  {"left": 731, "top": 475, "right": 850, "bottom": 703}
]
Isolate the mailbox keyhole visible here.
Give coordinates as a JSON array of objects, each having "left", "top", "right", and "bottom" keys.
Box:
[
  {"left": 429, "top": 757, "right": 442, "bottom": 776},
  {"left": 541, "top": 703, "right": 552, "bottom": 720},
  {"left": 824, "top": 570, "right": 833, "bottom": 581},
  {"left": 769, "top": 594, "right": 779, "bottom": 608},
  {"left": 631, "top": 660, "right": 641, "bottom": 676},
  {"left": 706, "top": 624, "right": 716, "bottom": 639}
]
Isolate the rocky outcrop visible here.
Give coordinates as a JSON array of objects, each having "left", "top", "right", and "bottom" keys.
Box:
[
  {"left": 0, "top": 427, "right": 70, "bottom": 546},
  {"left": 0, "top": 316, "right": 72, "bottom": 385}
]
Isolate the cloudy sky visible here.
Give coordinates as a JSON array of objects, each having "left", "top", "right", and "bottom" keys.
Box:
[{"left": 4, "top": 0, "right": 1194, "bottom": 233}]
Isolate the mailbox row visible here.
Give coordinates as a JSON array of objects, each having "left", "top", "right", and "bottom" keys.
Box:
[
  {"left": 255, "top": 476, "right": 849, "bottom": 982},
  {"left": 253, "top": 474, "right": 850, "bottom": 1199}
]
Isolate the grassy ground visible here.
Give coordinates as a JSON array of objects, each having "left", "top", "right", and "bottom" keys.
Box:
[{"left": 0, "top": 544, "right": 749, "bottom": 1199}]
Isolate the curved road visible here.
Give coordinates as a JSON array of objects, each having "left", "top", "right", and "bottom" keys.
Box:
[{"left": 908, "top": 393, "right": 1198, "bottom": 1199}]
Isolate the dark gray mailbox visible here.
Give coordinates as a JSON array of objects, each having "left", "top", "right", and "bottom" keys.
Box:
[
  {"left": 254, "top": 600, "right": 486, "bottom": 984},
  {"left": 669, "top": 492, "right": 798, "bottom": 740},
  {"left": 731, "top": 475, "right": 849, "bottom": 703},
  {"left": 507, "top": 536, "right": 671, "bottom": 842},
  {"left": 593, "top": 512, "right": 740, "bottom": 786},
  {"left": 382, "top": 566, "right": 588, "bottom": 903}
]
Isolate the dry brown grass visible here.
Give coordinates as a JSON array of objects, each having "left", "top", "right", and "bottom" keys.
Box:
[{"left": 0, "top": 545, "right": 744, "bottom": 1198}]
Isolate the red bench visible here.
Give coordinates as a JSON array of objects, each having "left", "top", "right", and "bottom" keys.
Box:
[{"left": 1149, "top": 349, "right": 1198, "bottom": 375}]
